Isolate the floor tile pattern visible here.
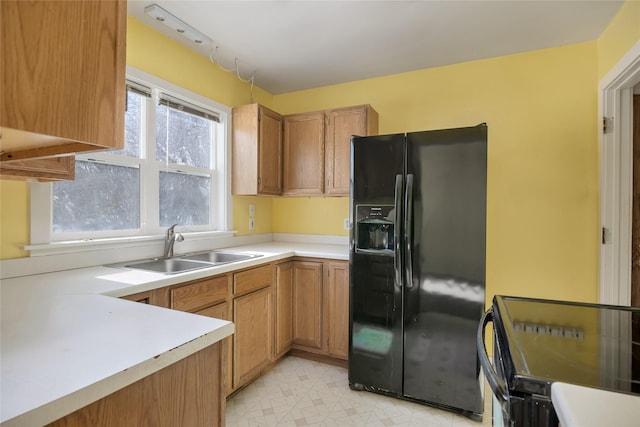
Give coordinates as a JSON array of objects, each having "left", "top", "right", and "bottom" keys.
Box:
[{"left": 226, "top": 356, "right": 493, "bottom": 427}]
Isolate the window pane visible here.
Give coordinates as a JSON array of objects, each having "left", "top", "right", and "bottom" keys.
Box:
[
  {"left": 159, "top": 171, "right": 210, "bottom": 227},
  {"left": 156, "top": 103, "right": 212, "bottom": 168},
  {"left": 53, "top": 161, "right": 140, "bottom": 232},
  {"left": 113, "top": 90, "right": 144, "bottom": 158}
]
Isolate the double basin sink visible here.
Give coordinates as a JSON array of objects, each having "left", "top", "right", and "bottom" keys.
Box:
[{"left": 113, "top": 251, "right": 262, "bottom": 274}]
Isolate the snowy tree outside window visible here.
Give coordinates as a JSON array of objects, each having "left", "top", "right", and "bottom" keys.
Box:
[{"left": 51, "top": 77, "right": 225, "bottom": 238}]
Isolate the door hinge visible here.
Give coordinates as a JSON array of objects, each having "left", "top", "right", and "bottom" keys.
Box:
[
  {"left": 603, "top": 116, "right": 613, "bottom": 134},
  {"left": 602, "top": 227, "right": 609, "bottom": 244}
]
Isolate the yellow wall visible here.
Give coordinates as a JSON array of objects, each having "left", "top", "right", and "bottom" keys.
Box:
[
  {"left": 274, "top": 42, "right": 600, "bottom": 304},
  {"left": 126, "top": 17, "right": 274, "bottom": 109},
  {"left": 0, "top": 181, "right": 29, "bottom": 259},
  {"left": 233, "top": 196, "right": 273, "bottom": 235},
  {"left": 597, "top": 0, "right": 640, "bottom": 79},
  {"left": 272, "top": 197, "right": 349, "bottom": 235}
]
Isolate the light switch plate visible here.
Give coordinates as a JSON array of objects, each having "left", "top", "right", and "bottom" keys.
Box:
[
  {"left": 249, "top": 218, "right": 255, "bottom": 230},
  {"left": 344, "top": 218, "right": 350, "bottom": 230},
  {"left": 249, "top": 203, "right": 255, "bottom": 218}
]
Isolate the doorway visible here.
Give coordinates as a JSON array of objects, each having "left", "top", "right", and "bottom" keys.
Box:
[
  {"left": 600, "top": 40, "right": 640, "bottom": 307},
  {"left": 633, "top": 93, "right": 640, "bottom": 308}
]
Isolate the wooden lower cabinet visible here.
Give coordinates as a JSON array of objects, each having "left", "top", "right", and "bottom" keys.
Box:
[
  {"left": 292, "top": 261, "right": 324, "bottom": 351},
  {"left": 47, "top": 342, "right": 225, "bottom": 427},
  {"left": 325, "top": 261, "right": 350, "bottom": 360},
  {"left": 275, "top": 262, "right": 294, "bottom": 358},
  {"left": 291, "top": 259, "right": 349, "bottom": 360},
  {"left": 117, "top": 258, "right": 348, "bottom": 401},
  {"left": 233, "top": 286, "right": 273, "bottom": 389},
  {"left": 197, "top": 302, "right": 233, "bottom": 397}
]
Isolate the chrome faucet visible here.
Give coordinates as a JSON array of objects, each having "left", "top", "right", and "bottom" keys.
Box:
[{"left": 163, "top": 224, "right": 184, "bottom": 258}]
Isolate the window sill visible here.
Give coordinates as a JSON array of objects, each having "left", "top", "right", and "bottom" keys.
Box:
[{"left": 25, "top": 230, "right": 237, "bottom": 257}]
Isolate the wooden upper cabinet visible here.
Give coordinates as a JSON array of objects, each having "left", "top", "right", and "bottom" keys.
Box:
[
  {"left": 232, "top": 103, "right": 283, "bottom": 195},
  {"left": 325, "top": 105, "right": 378, "bottom": 195},
  {"left": 234, "top": 103, "right": 377, "bottom": 197},
  {"left": 0, "top": 0, "right": 127, "bottom": 179},
  {"left": 283, "top": 105, "right": 378, "bottom": 197},
  {"left": 283, "top": 111, "right": 325, "bottom": 196}
]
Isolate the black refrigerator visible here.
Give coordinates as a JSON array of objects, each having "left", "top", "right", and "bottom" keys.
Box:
[{"left": 349, "top": 124, "right": 487, "bottom": 420}]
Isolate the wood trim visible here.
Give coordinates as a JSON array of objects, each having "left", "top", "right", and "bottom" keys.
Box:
[{"left": 0, "top": 156, "right": 75, "bottom": 181}]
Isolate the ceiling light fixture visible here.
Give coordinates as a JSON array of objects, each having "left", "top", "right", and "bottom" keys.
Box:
[{"left": 144, "top": 4, "right": 212, "bottom": 46}]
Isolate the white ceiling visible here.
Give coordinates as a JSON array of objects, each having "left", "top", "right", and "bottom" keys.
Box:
[{"left": 128, "top": 0, "right": 624, "bottom": 94}]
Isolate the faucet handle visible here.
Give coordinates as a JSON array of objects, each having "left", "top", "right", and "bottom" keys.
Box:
[{"left": 167, "top": 223, "right": 178, "bottom": 235}]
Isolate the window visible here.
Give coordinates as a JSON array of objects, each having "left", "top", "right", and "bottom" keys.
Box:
[{"left": 33, "top": 67, "right": 231, "bottom": 244}]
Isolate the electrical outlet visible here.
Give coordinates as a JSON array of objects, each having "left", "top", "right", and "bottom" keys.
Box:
[
  {"left": 249, "top": 203, "right": 255, "bottom": 218},
  {"left": 344, "top": 218, "right": 350, "bottom": 230},
  {"left": 249, "top": 218, "right": 255, "bottom": 231}
]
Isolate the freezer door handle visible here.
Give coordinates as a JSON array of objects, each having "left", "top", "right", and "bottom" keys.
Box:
[
  {"left": 394, "top": 174, "right": 403, "bottom": 287},
  {"left": 477, "top": 308, "right": 509, "bottom": 404},
  {"left": 404, "top": 174, "right": 414, "bottom": 288}
]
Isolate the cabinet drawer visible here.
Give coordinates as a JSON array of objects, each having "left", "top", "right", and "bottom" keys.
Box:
[
  {"left": 234, "top": 265, "right": 272, "bottom": 296},
  {"left": 171, "top": 276, "right": 229, "bottom": 312}
]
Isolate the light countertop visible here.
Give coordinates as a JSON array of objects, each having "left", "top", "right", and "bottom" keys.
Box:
[
  {"left": 0, "top": 242, "right": 347, "bottom": 426},
  {"left": 551, "top": 382, "right": 640, "bottom": 427}
]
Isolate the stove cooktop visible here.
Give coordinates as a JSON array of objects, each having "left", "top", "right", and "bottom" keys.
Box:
[{"left": 493, "top": 296, "right": 640, "bottom": 396}]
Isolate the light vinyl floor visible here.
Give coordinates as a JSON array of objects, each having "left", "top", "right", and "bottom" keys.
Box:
[{"left": 226, "top": 356, "right": 493, "bottom": 427}]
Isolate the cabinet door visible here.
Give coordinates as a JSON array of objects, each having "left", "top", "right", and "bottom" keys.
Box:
[
  {"left": 283, "top": 111, "right": 325, "bottom": 195},
  {"left": 325, "top": 261, "right": 350, "bottom": 360},
  {"left": 258, "top": 106, "right": 283, "bottom": 195},
  {"left": 275, "top": 262, "right": 294, "bottom": 358},
  {"left": 197, "top": 302, "right": 233, "bottom": 397},
  {"left": 324, "top": 105, "right": 378, "bottom": 195},
  {"left": 232, "top": 104, "right": 282, "bottom": 195},
  {"left": 233, "top": 287, "right": 273, "bottom": 389},
  {"left": 292, "top": 261, "right": 324, "bottom": 351},
  {"left": 1, "top": 0, "right": 126, "bottom": 162}
]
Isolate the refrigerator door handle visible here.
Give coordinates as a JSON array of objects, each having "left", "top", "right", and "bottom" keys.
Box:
[
  {"left": 393, "top": 174, "right": 403, "bottom": 287},
  {"left": 404, "top": 174, "right": 414, "bottom": 288},
  {"left": 477, "top": 308, "right": 509, "bottom": 404}
]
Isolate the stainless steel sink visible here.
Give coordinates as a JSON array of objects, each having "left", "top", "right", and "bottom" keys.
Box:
[
  {"left": 121, "top": 258, "right": 212, "bottom": 274},
  {"left": 109, "top": 251, "right": 262, "bottom": 274},
  {"left": 181, "top": 251, "right": 261, "bottom": 264}
]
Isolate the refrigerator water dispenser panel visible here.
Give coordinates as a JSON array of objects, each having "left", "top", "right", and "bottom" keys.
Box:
[{"left": 355, "top": 204, "right": 395, "bottom": 255}]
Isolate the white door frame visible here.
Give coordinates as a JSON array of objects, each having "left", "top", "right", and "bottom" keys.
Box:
[{"left": 599, "top": 40, "right": 640, "bottom": 306}]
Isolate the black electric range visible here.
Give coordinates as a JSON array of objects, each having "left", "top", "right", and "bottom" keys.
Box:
[{"left": 478, "top": 295, "right": 640, "bottom": 427}]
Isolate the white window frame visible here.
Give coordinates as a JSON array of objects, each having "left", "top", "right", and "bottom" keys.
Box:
[{"left": 29, "top": 65, "right": 233, "bottom": 254}]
